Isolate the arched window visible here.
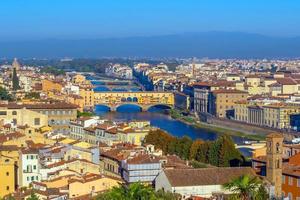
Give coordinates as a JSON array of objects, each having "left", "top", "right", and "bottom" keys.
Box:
[{"left": 276, "top": 142, "right": 280, "bottom": 153}]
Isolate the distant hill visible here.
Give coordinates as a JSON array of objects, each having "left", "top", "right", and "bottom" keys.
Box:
[{"left": 1, "top": 32, "right": 300, "bottom": 59}]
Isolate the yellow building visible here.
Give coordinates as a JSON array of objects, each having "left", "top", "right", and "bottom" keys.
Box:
[
  {"left": 0, "top": 146, "right": 20, "bottom": 162},
  {"left": 117, "top": 126, "right": 149, "bottom": 146},
  {"left": 72, "top": 74, "right": 91, "bottom": 85},
  {"left": 32, "top": 173, "right": 122, "bottom": 199},
  {"left": 234, "top": 100, "right": 249, "bottom": 122},
  {"left": 41, "top": 79, "right": 63, "bottom": 92},
  {"left": 66, "top": 94, "right": 84, "bottom": 112},
  {"left": 68, "top": 174, "right": 121, "bottom": 198},
  {"left": 0, "top": 156, "right": 16, "bottom": 198},
  {"left": 2, "top": 131, "right": 55, "bottom": 148},
  {"left": 263, "top": 104, "right": 300, "bottom": 129},
  {"left": 210, "top": 89, "right": 248, "bottom": 118},
  {"left": 0, "top": 107, "right": 48, "bottom": 129},
  {"left": 79, "top": 86, "right": 95, "bottom": 109}
]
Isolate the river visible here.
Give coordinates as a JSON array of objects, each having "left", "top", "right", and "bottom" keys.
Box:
[
  {"left": 89, "top": 75, "right": 252, "bottom": 156},
  {"left": 94, "top": 105, "right": 253, "bottom": 156}
]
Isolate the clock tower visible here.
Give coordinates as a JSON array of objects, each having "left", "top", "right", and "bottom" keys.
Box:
[{"left": 266, "top": 132, "right": 283, "bottom": 198}]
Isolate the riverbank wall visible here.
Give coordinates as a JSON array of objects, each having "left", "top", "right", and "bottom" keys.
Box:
[{"left": 206, "top": 116, "right": 295, "bottom": 141}]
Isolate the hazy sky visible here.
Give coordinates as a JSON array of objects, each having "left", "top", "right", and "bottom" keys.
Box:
[{"left": 1, "top": 0, "right": 300, "bottom": 40}]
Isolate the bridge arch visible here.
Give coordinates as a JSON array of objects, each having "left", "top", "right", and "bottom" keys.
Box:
[
  {"left": 146, "top": 104, "right": 172, "bottom": 111},
  {"left": 115, "top": 104, "right": 143, "bottom": 112},
  {"left": 94, "top": 104, "right": 112, "bottom": 112}
]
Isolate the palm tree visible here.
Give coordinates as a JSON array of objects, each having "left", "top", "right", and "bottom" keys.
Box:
[{"left": 223, "top": 174, "right": 263, "bottom": 200}]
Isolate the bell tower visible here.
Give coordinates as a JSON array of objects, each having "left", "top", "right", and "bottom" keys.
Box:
[{"left": 266, "top": 132, "right": 283, "bottom": 198}]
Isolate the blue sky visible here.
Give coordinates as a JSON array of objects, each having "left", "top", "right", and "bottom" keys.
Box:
[{"left": 1, "top": 0, "right": 300, "bottom": 40}]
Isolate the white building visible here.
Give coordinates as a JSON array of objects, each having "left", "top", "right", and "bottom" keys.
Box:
[
  {"left": 155, "top": 167, "right": 255, "bottom": 199},
  {"left": 122, "top": 154, "right": 161, "bottom": 183},
  {"left": 19, "top": 148, "right": 42, "bottom": 187}
]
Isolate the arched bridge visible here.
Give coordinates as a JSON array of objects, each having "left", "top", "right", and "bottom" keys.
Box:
[
  {"left": 94, "top": 91, "right": 174, "bottom": 111},
  {"left": 235, "top": 142, "right": 266, "bottom": 150}
]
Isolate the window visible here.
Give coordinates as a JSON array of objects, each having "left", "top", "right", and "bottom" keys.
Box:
[
  {"left": 33, "top": 165, "right": 36, "bottom": 170},
  {"left": 0, "top": 111, "right": 7, "bottom": 115},
  {"left": 282, "top": 175, "right": 285, "bottom": 184},
  {"left": 288, "top": 193, "right": 293, "bottom": 200},
  {"left": 6, "top": 172, "right": 9, "bottom": 176},
  {"left": 289, "top": 176, "right": 293, "bottom": 185},
  {"left": 31, "top": 176, "right": 34, "bottom": 181},
  {"left": 34, "top": 118, "right": 40, "bottom": 126},
  {"left": 31, "top": 155, "right": 34, "bottom": 159},
  {"left": 6, "top": 186, "right": 9, "bottom": 191},
  {"left": 12, "top": 111, "right": 17, "bottom": 115},
  {"left": 27, "top": 177, "right": 29, "bottom": 181},
  {"left": 298, "top": 179, "right": 300, "bottom": 187}
]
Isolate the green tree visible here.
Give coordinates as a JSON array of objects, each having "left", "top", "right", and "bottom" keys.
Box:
[
  {"left": 189, "top": 139, "right": 204, "bottom": 160},
  {"left": 77, "top": 111, "right": 95, "bottom": 118},
  {"left": 208, "top": 138, "right": 221, "bottom": 166},
  {"left": 155, "top": 189, "right": 180, "bottom": 200},
  {"left": 96, "top": 183, "right": 179, "bottom": 200},
  {"left": 196, "top": 142, "right": 211, "bottom": 163},
  {"left": 26, "top": 191, "right": 39, "bottom": 200},
  {"left": 223, "top": 174, "right": 263, "bottom": 200},
  {"left": 12, "top": 68, "right": 20, "bottom": 91},
  {"left": 218, "top": 135, "right": 242, "bottom": 167},
  {"left": 0, "top": 87, "right": 13, "bottom": 101},
  {"left": 144, "top": 129, "right": 175, "bottom": 154},
  {"left": 208, "top": 135, "right": 242, "bottom": 167},
  {"left": 25, "top": 92, "right": 40, "bottom": 99},
  {"left": 253, "top": 185, "right": 269, "bottom": 200},
  {"left": 96, "top": 183, "right": 157, "bottom": 200}
]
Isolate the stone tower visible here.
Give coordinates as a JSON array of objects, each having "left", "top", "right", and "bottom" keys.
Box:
[
  {"left": 12, "top": 58, "right": 20, "bottom": 71},
  {"left": 266, "top": 132, "right": 283, "bottom": 198}
]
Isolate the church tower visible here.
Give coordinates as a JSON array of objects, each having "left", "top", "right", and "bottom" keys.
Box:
[
  {"left": 266, "top": 132, "right": 283, "bottom": 198},
  {"left": 12, "top": 58, "right": 21, "bottom": 71}
]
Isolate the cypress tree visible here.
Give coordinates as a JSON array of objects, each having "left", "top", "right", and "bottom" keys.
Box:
[{"left": 12, "top": 68, "right": 20, "bottom": 91}]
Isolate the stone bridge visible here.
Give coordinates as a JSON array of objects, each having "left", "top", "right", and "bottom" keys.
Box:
[
  {"left": 235, "top": 142, "right": 266, "bottom": 150},
  {"left": 94, "top": 91, "right": 174, "bottom": 111}
]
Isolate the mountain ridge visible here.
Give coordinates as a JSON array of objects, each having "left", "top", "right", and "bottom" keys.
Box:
[{"left": 1, "top": 31, "right": 300, "bottom": 59}]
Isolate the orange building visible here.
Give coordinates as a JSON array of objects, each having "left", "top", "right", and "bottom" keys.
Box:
[
  {"left": 66, "top": 94, "right": 84, "bottom": 112},
  {"left": 42, "top": 79, "right": 63, "bottom": 92},
  {"left": 282, "top": 153, "right": 300, "bottom": 199}
]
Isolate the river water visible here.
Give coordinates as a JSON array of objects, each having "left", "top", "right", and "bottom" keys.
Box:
[
  {"left": 90, "top": 76, "right": 252, "bottom": 156},
  {"left": 95, "top": 105, "right": 246, "bottom": 144}
]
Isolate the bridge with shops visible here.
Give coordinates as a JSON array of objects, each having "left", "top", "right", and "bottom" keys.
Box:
[{"left": 94, "top": 91, "right": 174, "bottom": 111}]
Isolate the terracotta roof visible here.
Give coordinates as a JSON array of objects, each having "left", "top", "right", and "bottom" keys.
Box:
[
  {"left": 127, "top": 154, "right": 160, "bottom": 165},
  {"left": 163, "top": 167, "right": 255, "bottom": 187},
  {"left": 0, "top": 145, "right": 20, "bottom": 151},
  {"left": 21, "top": 148, "right": 39, "bottom": 154},
  {"left": 212, "top": 89, "right": 248, "bottom": 94},
  {"left": 276, "top": 78, "right": 297, "bottom": 85},
  {"left": 266, "top": 132, "right": 284, "bottom": 139},
  {"left": 0, "top": 132, "right": 25, "bottom": 143},
  {"left": 0, "top": 102, "right": 78, "bottom": 110}
]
